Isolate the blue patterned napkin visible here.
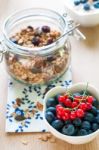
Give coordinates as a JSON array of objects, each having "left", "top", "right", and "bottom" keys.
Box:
[{"left": 6, "top": 68, "right": 72, "bottom": 133}]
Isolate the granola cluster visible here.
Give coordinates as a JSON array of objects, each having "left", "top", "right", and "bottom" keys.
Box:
[{"left": 10, "top": 25, "right": 61, "bottom": 47}]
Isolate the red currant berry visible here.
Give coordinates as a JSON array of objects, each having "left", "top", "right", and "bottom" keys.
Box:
[
  {"left": 56, "top": 104, "right": 62, "bottom": 107},
  {"left": 57, "top": 114, "right": 61, "bottom": 119},
  {"left": 56, "top": 107, "right": 64, "bottom": 115},
  {"left": 86, "top": 102, "right": 92, "bottom": 110},
  {"left": 64, "top": 98, "right": 72, "bottom": 107},
  {"left": 74, "top": 100, "right": 79, "bottom": 104},
  {"left": 72, "top": 101, "right": 78, "bottom": 108},
  {"left": 79, "top": 102, "right": 87, "bottom": 111},
  {"left": 62, "top": 116, "right": 67, "bottom": 121},
  {"left": 65, "top": 109, "right": 71, "bottom": 114},
  {"left": 87, "top": 96, "right": 94, "bottom": 104},
  {"left": 70, "top": 111, "right": 77, "bottom": 120},
  {"left": 61, "top": 108, "right": 66, "bottom": 116},
  {"left": 58, "top": 96, "right": 65, "bottom": 103},
  {"left": 57, "top": 110, "right": 62, "bottom": 116},
  {"left": 56, "top": 104, "right": 62, "bottom": 110},
  {"left": 76, "top": 109, "right": 85, "bottom": 118},
  {"left": 62, "top": 113, "right": 70, "bottom": 121},
  {"left": 64, "top": 94, "right": 69, "bottom": 99}
]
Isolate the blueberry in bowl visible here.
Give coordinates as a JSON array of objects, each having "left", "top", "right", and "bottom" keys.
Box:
[{"left": 43, "top": 83, "right": 99, "bottom": 144}]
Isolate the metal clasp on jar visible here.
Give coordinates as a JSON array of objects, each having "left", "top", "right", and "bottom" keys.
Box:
[
  {"left": 62, "top": 13, "right": 86, "bottom": 40},
  {"left": 0, "top": 41, "right": 7, "bottom": 63}
]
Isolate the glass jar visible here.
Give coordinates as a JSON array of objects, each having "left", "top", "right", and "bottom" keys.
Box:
[{"left": 1, "top": 8, "right": 71, "bottom": 85}]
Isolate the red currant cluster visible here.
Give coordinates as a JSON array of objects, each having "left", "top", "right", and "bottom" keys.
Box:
[{"left": 56, "top": 94, "right": 94, "bottom": 121}]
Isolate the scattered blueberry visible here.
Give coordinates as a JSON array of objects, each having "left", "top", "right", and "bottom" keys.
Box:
[
  {"left": 65, "top": 120, "right": 71, "bottom": 125},
  {"left": 83, "top": 3, "right": 91, "bottom": 11},
  {"left": 80, "top": 0, "right": 88, "bottom": 3},
  {"left": 93, "top": 2, "right": 99, "bottom": 9},
  {"left": 62, "top": 124, "right": 75, "bottom": 136},
  {"left": 45, "top": 112, "right": 55, "bottom": 123},
  {"left": 72, "top": 127, "right": 78, "bottom": 136},
  {"left": 81, "top": 121, "right": 91, "bottom": 130},
  {"left": 88, "top": 130, "right": 93, "bottom": 134},
  {"left": 90, "top": 106, "right": 97, "bottom": 116},
  {"left": 73, "top": 118, "right": 82, "bottom": 127},
  {"left": 51, "top": 120, "right": 64, "bottom": 130},
  {"left": 46, "top": 107, "right": 56, "bottom": 115},
  {"left": 46, "top": 98, "right": 58, "bottom": 108},
  {"left": 93, "top": 99, "right": 99, "bottom": 107},
  {"left": 78, "top": 129, "right": 88, "bottom": 136},
  {"left": 95, "top": 115, "right": 99, "bottom": 123},
  {"left": 97, "top": 110, "right": 99, "bottom": 114},
  {"left": 54, "top": 94, "right": 61, "bottom": 102},
  {"left": 84, "top": 112, "right": 94, "bottom": 122},
  {"left": 74, "top": 0, "right": 81, "bottom": 5},
  {"left": 92, "top": 123, "right": 99, "bottom": 131}
]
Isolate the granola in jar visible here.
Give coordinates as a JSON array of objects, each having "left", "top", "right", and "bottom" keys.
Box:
[
  {"left": 3, "top": 8, "right": 71, "bottom": 85},
  {"left": 4, "top": 25, "right": 70, "bottom": 85}
]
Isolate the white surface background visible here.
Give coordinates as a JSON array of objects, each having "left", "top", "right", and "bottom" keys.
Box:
[{"left": 0, "top": 0, "right": 65, "bottom": 22}]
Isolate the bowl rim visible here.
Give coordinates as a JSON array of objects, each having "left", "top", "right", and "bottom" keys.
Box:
[
  {"left": 43, "top": 82, "right": 99, "bottom": 139},
  {"left": 64, "top": 0, "right": 99, "bottom": 17}
]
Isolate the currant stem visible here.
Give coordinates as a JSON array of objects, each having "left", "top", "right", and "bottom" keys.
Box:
[{"left": 65, "top": 83, "right": 89, "bottom": 111}]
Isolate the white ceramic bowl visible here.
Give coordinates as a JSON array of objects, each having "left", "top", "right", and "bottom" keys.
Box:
[
  {"left": 63, "top": 0, "right": 99, "bottom": 27},
  {"left": 43, "top": 83, "right": 99, "bottom": 144}
]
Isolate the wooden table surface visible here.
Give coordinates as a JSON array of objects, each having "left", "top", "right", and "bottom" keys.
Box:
[{"left": 0, "top": 1, "right": 99, "bottom": 150}]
